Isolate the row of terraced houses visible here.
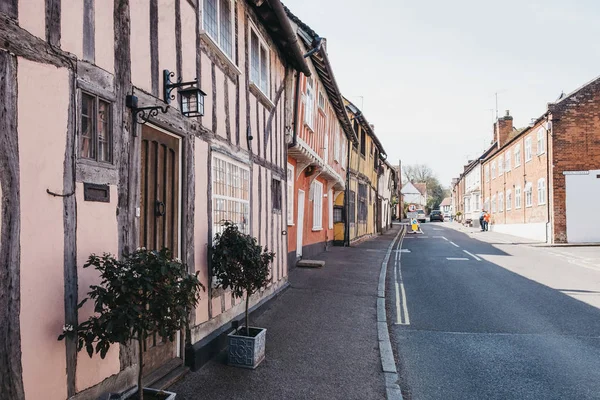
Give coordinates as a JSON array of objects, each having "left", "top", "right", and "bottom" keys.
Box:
[
  {"left": 0, "top": 1, "right": 399, "bottom": 399},
  {"left": 451, "top": 76, "right": 600, "bottom": 244}
]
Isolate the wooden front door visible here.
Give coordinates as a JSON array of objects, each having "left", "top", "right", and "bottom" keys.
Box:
[{"left": 139, "top": 125, "right": 181, "bottom": 374}]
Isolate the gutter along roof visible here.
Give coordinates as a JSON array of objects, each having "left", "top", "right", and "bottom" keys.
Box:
[
  {"left": 249, "top": 0, "right": 311, "bottom": 76},
  {"left": 284, "top": 5, "right": 359, "bottom": 145},
  {"left": 344, "top": 98, "right": 387, "bottom": 157}
]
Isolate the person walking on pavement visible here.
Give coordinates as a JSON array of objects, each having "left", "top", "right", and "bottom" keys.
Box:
[
  {"left": 483, "top": 211, "right": 491, "bottom": 231},
  {"left": 479, "top": 210, "right": 485, "bottom": 231}
]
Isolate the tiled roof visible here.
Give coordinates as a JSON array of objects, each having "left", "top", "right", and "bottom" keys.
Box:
[
  {"left": 440, "top": 197, "right": 451, "bottom": 207},
  {"left": 413, "top": 182, "right": 427, "bottom": 196}
]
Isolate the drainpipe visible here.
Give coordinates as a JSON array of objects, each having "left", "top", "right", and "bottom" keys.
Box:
[
  {"left": 344, "top": 138, "right": 351, "bottom": 246},
  {"left": 546, "top": 115, "right": 552, "bottom": 243},
  {"left": 288, "top": 71, "right": 301, "bottom": 149}
]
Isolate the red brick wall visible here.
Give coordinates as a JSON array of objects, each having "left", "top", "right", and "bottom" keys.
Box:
[
  {"left": 482, "top": 121, "right": 549, "bottom": 227},
  {"left": 549, "top": 78, "right": 600, "bottom": 242}
]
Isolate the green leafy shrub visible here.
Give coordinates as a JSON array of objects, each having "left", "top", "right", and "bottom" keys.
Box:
[
  {"left": 211, "top": 221, "right": 275, "bottom": 336},
  {"left": 59, "top": 248, "right": 203, "bottom": 400}
]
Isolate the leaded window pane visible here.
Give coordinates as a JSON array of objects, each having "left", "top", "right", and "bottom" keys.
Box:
[
  {"left": 250, "top": 31, "right": 260, "bottom": 86},
  {"left": 204, "top": 0, "right": 218, "bottom": 39},
  {"left": 81, "top": 93, "right": 95, "bottom": 159},
  {"left": 219, "top": 0, "right": 232, "bottom": 58},
  {"left": 98, "top": 100, "right": 111, "bottom": 163},
  {"left": 260, "top": 45, "right": 268, "bottom": 93}
]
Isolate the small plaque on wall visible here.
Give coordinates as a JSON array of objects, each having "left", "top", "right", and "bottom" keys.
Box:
[{"left": 83, "top": 183, "right": 110, "bottom": 203}]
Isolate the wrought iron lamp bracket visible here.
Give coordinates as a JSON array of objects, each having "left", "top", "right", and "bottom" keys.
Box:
[{"left": 164, "top": 69, "right": 197, "bottom": 104}]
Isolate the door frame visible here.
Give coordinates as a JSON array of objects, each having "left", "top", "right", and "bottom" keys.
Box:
[
  {"left": 297, "top": 189, "right": 305, "bottom": 258},
  {"left": 142, "top": 123, "right": 184, "bottom": 358}
]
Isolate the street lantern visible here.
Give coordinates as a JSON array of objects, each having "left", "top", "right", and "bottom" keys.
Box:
[
  {"left": 178, "top": 85, "right": 206, "bottom": 117},
  {"left": 163, "top": 69, "right": 205, "bottom": 117}
]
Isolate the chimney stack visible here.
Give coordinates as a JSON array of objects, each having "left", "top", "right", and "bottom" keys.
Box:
[{"left": 495, "top": 110, "right": 513, "bottom": 148}]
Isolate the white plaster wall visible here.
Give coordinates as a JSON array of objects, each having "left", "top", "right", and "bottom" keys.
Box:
[
  {"left": 491, "top": 222, "right": 547, "bottom": 242},
  {"left": 18, "top": 58, "right": 68, "bottom": 400},
  {"left": 158, "top": 0, "right": 177, "bottom": 108},
  {"left": 61, "top": 0, "right": 84, "bottom": 59},
  {"left": 181, "top": 0, "right": 197, "bottom": 83},
  {"left": 18, "top": 0, "right": 46, "bottom": 39},
  {"left": 565, "top": 170, "right": 600, "bottom": 243},
  {"left": 75, "top": 184, "right": 120, "bottom": 392},
  {"left": 130, "top": 0, "right": 151, "bottom": 93},
  {"left": 95, "top": 0, "right": 115, "bottom": 73}
]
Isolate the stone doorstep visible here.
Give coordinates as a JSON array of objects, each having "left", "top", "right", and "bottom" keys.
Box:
[{"left": 296, "top": 259, "right": 326, "bottom": 268}]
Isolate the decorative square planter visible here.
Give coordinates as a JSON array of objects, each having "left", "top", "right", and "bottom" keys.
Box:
[{"left": 227, "top": 326, "right": 266, "bottom": 369}]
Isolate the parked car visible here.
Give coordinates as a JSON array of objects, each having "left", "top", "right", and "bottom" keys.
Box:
[
  {"left": 417, "top": 209, "right": 426, "bottom": 223},
  {"left": 430, "top": 210, "right": 444, "bottom": 222}
]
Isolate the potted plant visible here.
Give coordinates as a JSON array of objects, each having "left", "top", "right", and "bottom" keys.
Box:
[
  {"left": 211, "top": 221, "right": 275, "bottom": 369},
  {"left": 59, "top": 248, "right": 203, "bottom": 400}
]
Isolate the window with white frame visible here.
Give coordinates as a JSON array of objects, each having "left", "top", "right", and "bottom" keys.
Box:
[
  {"left": 537, "top": 178, "right": 546, "bottom": 205},
  {"left": 465, "top": 197, "right": 470, "bottom": 213},
  {"left": 498, "top": 157, "right": 504, "bottom": 175},
  {"left": 287, "top": 163, "right": 294, "bottom": 225},
  {"left": 498, "top": 192, "right": 504, "bottom": 212},
  {"left": 491, "top": 195, "right": 496, "bottom": 213},
  {"left": 525, "top": 137, "right": 532, "bottom": 162},
  {"left": 537, "top": 128, "right": 545, "bottom": 155},
  {"left": 491, "top": 161, "right": 496, "bottom": 179},
  {"left": 333, "top": 126, "right": 340, "bottom": 162},
  {"left": 525, "top": 182, "right": 533, "bottom": 207},
  {"left": 506, "top": 190, "right": 512, "bottom": 210},
  {"left": 212, "top": 155, "right": 250, "bottom": 235},
  {"left": 475, "top": 194, "right": 480, "bottom": 210},
  {"left": 203, "top": 0, "right": 233, "bottom": 59},
  {"left": 250, "top": 28, "right": 269, "bottom": 95},
  {"left": 304, "top": 77, "right": 314, "bottom": 129},
  {"left": 515, "top": 186, "right": 522, "bottom": 208},
  {"left": 505, "top": 151, "right": 511, "bottom": 171},
  {"left": 328, "top": 190, "right": 334, "bottom": 229},
  {"left": 484, "top": 165, "right": 490, "bottom": 182},
  {"left": 515, "top": 144, "right": 521, "bottom": 167},
  {"left": 312, "top": 180, "right": 323, "bottom": 229},
  {"left": 318, "top": 91, "right": 325, "bottom": 110},
  {"left": 484, "top": 198, "right": 489, "bottom": 212}
]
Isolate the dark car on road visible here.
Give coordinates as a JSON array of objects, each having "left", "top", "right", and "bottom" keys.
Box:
[{"left": 430, "top": 210, "right": 444, "bottom": 222}]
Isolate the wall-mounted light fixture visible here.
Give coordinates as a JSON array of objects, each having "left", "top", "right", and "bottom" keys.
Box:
[
  {"left": 164, "top": 70, "right": 206, "bottom": 117},
  {"left": 126, "top": 70, "right": 206, "bottom": 132}
]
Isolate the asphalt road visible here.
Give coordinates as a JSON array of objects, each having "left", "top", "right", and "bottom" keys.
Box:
[{"left": 388, "top": 222, "right": 600, "bottom": 400}]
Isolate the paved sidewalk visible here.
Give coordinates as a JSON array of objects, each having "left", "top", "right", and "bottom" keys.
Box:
[
  {"left": 438, "top": 221, "right": 542, "bottom": 245},
  {"left": 171, "top": 226, "right": 402, "bottom": 400}
]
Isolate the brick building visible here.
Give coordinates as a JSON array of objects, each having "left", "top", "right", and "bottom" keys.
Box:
[{"left": 475, "top": 75, "right": 600, "bottom": 243}]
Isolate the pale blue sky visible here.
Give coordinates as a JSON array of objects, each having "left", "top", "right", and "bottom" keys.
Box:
[{"left": 284, "top": 0, "right": 600, "bottom": 186}]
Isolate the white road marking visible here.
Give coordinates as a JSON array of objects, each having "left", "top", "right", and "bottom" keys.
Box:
[
  {"left": 394, "top": 235, "right": 410, "bottom": 325},
  {"left": 441, "top": 236, "right": 449, "bottom": 241},
  {"left": 449, "top": 241, "right": 460, "bottom": 248},
  {"left": 463, "top": 250, "right": 482, "bottom": 261},
  {"left": 432, "top": 228, "right": 442, "bottom": 231},
  {"left": 446, "top": 257, "right": 469, "bottom": 261}
]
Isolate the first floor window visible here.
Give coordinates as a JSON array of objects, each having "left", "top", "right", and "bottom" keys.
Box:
[
  {"left": 204, "top": 0, "right": 233, "bottom": 59},
  {"left": 525, "top": 183, "right": 533, "bottom": 207},
  {"left": 505, "top": 151, "right": 511, "bottom": 171},
  {"left": 358, "top": 183, "right": 367, "bottom": 222},
  {"left": 272, "top": 178, "right": 282, "bottom": 212},
  {"left": 287, "top": 164, "right": 294, "bottom": 225},
  {"left": 250, "top": 28, "right": 269, "bottom": 95},
  {"left": 515, "top": 144, "right": 522, "bottom": 167},
  {"left": 491, "top": 195, "right": 496, "bottom": 213},
  {"left": 212, "top": 156, "right": 250, "bottom": 234},
  {"left": 515, "top": 186, "right": 522, "bottom": 208},
  {"left": 506, "top": 190, "right": 512, "bottom": 210},
  {"left": 80, "top": 92, "right": 112, "bottom": 163},
  {"left": 348, "top": 190, "right": 356, "bottom": 224},
  {"left": 525, "top": 137, "right": 532, "bottom": 162},
  {"left": 304, "top": 77, "right": 314, "bottom": 129},
  {"left": 537, "top": 128, "right": 545, "bottom": 155},
  {"left": 312, "top": 180, "right": 323, "bottom": 229},
  {"left": 537, "top": 178, "right": 546, "bottom": 205}
]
